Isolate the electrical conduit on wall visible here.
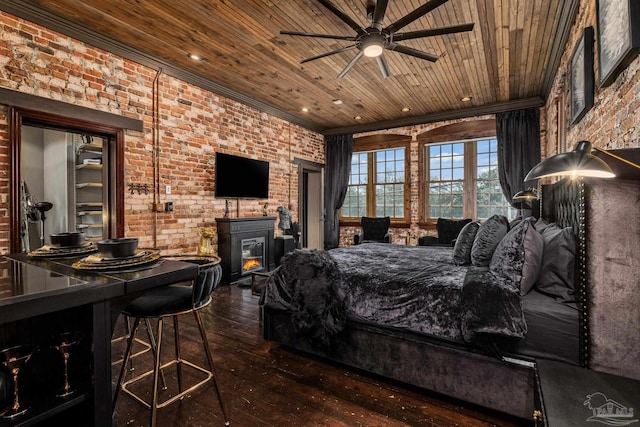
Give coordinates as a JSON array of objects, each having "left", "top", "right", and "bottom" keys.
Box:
[{"left": 152, "top": 69, "right": 162, "bottom": 249}]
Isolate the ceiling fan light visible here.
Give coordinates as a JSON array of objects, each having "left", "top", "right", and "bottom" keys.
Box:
[{"left": 363, "top": 43, "right": 383, "bottom": 57}]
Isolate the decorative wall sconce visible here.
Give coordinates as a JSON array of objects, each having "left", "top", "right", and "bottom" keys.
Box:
[{"left": 524, "top": 141, "right": 640, "bottom": 180}]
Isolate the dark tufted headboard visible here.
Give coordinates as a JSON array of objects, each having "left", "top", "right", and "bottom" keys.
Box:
[{"left": 541, "top": 178, "right": 589, "bottom": 368}]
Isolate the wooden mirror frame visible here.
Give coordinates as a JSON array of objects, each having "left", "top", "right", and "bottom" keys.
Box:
[{"left": 9, "top": 107, "right": 125, "bottom": 253}]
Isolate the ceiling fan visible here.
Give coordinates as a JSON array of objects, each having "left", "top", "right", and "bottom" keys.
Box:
[{"left": 280, "top": 0, "right": 474, "bottom": 78}]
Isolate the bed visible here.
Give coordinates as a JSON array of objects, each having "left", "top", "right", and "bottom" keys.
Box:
[{"left": 259, "top": 178, "right": 595, "bottom": 421}]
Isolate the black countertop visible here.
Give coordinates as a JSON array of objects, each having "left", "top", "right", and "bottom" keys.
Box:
[
  {"left": 0, "top": 253, "right": 199, "bottom": 324},
  {"left": 0, "top": 252, "right": 200, "bottom": 427}
]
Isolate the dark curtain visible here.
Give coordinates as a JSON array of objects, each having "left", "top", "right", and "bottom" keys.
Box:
[
  {"left": 324, "top": 134, "right": 353, "bottom": 249},
  {"left": 496, "top": 108, "right": 541, "bottom": 208}
]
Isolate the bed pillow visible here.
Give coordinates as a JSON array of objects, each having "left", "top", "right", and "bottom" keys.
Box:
[
  {"left": 509, "top": 216, "right": 523, "bottom": 229},
  {"left": 536, "top": 224, "right": 576, "bottom": 302},
  {"left": 534, "top": 217, "right": 553, "bottom": 233},
  {"left": 489, "top": 217, "right": 544, "bottom": 294},
  {"left": 470, "top": 215, "right": 510, "bottom": 267},
  {"left": 453, "top": 221, "right": 480, "bottom": 265},
  {"left": 436, "top": 218, "right": 473, "bottom": 245}
]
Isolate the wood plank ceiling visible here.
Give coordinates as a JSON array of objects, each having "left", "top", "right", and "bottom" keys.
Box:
[{"left": 1, "top": 0, "right": 576, "bottom": 135}]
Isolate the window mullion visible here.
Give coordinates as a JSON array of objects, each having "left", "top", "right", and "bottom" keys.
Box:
[
  {"left": 464, "top": 141, "right": 475, "bottom": 219},
  {"left": 367, "top": 152, "right": 375, "bottom": 217}
]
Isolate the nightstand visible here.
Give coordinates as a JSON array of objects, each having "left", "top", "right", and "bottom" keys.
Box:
[{"left": 536, "top": 359, "right": 640, "bottom": 426}]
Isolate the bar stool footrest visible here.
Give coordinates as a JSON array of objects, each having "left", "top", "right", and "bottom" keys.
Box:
[
  {"left": 111, "top": 336, "right": 152, "bottom": 366},
  {"left": 120, "top": 358, "right": 214, "bottom": 410}
]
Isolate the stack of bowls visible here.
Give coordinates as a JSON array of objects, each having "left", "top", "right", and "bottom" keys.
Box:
[
  {"left": 50, "top": 232, "right": 86, "bottom": 247},
  {"left": 96, "top": 238, "right": 139, "bottom": 258}
]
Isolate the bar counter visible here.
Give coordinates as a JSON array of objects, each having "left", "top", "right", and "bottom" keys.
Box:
[{"left": 0, "top": 253, "right": 199, "bottom": 427}]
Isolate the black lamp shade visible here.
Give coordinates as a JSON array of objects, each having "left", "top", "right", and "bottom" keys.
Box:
[
  {"left": 512, "top": 188, "right": 538, "bottom": 201},
  {"left": 524, "top": 141, "right": 615, "bottom": 180},
  {"left": 35, "top": 201, "right": 53, "bottom": 213}
]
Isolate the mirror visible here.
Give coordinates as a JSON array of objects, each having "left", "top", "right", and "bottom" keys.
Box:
[{"left": 10, "top": 107, "right": 125, "bottom": 254}]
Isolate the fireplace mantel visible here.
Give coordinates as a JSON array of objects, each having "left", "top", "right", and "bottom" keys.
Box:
[{"left": 216, "top": 217, "right": 275, "bottom": 284}]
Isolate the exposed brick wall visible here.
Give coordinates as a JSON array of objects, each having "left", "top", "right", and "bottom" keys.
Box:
[
  {"left": 2, "top": 0, "right": 638, "bottom": 253},
  {"left": 0, "top": 11, "right": 323, "bottom": 254},
  {"left": 544, "top": 0, "right": 640, "bottom": 157}
]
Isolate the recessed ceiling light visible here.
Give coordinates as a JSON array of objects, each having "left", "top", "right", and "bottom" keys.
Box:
[
  {"left": 301, "top": 107, "right": 310, "bottom": 112},
  {"left": 332, "top": 99, "right": 343, "bottom": 105},
  {"left": 401, "top": 107, "right": 411, "bottom": 112},
  {"left": 461, "top": 96, "right": 472, "bottom": 102},
  {"left": 354, "top": 115, "right": 362, "bottom": 120},
  {"left": 187, "top": 53, "right": 203, "bottom": 61}
]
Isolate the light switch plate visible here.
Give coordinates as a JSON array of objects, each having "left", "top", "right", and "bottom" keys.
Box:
[{"left": 165, "top": 185, "right": 171, "bottom": 195}]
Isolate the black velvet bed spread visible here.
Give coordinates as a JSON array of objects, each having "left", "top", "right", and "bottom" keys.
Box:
[{"left": 261, "top": 243, "right": 527, "bottom": 351}]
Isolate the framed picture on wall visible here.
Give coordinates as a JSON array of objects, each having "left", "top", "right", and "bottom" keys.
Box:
[
  {"left": 570, "top": 27, "right": 594, "bottom": 125},
  {"left": 597, "top": 0, "right": 640, "bottom": 87},
  {"left": 555, "top": 75, "right": 567, "bottom": 154}
]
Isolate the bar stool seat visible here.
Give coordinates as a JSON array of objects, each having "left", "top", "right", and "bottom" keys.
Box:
[{"left": 113, "top": 256, "right": 229, "bottom": 426}]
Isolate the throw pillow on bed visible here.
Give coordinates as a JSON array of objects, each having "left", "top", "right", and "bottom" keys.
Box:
[
  {"left": 534, "top": 217, "right": 553, "bottom": 233},
  {"left": 489, "top": 217, "right": 544, "bottom": 295},
  {"left": 453, "top": 221, "right": 480, "bottom": 265},
  {"left": 536, "top": 224, "right": 576, "bottom": 302},
  {"left": 470, "top": 214, "right": 509, "bottom": 267}
]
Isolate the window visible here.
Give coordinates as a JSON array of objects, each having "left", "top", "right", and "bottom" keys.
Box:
[
  {"left": 425, "top": 138, "right": 516, "bottom": 220},
  {"left": 427, "top": 142, "right": 465, "bottom": 218},
  {"left": 342, "top": 147, "right": 407, "bottom": 220},
  {"left": 342, "top": 152, "right": 368, "bottom": 217}
]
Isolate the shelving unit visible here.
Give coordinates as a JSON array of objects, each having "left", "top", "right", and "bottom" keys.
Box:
[{"left": 74, "top": 137, "right": 104, "bottom": 241}]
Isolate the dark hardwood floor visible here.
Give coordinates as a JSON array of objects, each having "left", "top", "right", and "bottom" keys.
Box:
[{"left": 111, "top": 284, "right": 527, "bottom": 427}]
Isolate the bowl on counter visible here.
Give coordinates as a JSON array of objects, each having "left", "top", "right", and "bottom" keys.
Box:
[
  {"left": 96, "top": 238, "right": 139, "bottom": 259},
  {"left": 50, "top": 232, "right": 86, "bottom": 247}
]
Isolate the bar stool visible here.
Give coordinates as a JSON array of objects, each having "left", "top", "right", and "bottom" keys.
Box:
[{"left": 113, "top": 257, "right": 229, "bottom": 426}]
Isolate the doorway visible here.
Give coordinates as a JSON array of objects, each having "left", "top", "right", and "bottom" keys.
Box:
[
  {"left": 296, "top": 159, "right": 324, "bottom": 250},
  {"left": 9, "top": 107, "right": 126, "bottom": 254},
  {"left": 20, "top": 127, "right": 109, "bottom": 252}
]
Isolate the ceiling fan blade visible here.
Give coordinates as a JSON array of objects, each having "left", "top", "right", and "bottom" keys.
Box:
[
  {"left": 338, "top": 51, "right": 364, "bottom": 78},
  {"left": 388, "top": 43, "right": 439, "bottom": 62},
  {"left": 371, "top": 0, "right": 389, "bottom": 30},
  {"left": 280, "top": 30, "right": 357, "bottom": 41},
  {"left": 300, "top": 45, "right": 358, "bottom": 64},
  {"left": 376, "top": 55, "right": 391, "bottom": 78},
  {"left": 386, "top": 0, "right": 449, "bottom": 33},
  {"left": 393, "top": 23, "right": 475, "bottom": 41},
  {"left": 317, "top": 0, "right": 366, "bottom": 35}
]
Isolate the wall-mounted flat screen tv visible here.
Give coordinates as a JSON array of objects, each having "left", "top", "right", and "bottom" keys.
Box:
[{"left": 214, "top": 152, "right": 269, "bottom": 199}]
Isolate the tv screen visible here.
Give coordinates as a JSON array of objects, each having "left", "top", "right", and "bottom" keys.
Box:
[{"left": 214, "top": 152, "right": 269, "bottom": 199}]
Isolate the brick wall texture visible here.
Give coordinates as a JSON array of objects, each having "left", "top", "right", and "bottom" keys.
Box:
[
  {"left": 0, "top": 11, "right": 323, "bottom": 254},
  {"left": 1, "top": 0, "right": 639, "bottom": 253},
  {"left": 544, "top": 1, "right": 640, "bottom": 157}
]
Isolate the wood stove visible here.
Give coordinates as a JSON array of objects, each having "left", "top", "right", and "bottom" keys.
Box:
[{"left": 216, "top": 217, "right": 275, "bottom": 284}]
